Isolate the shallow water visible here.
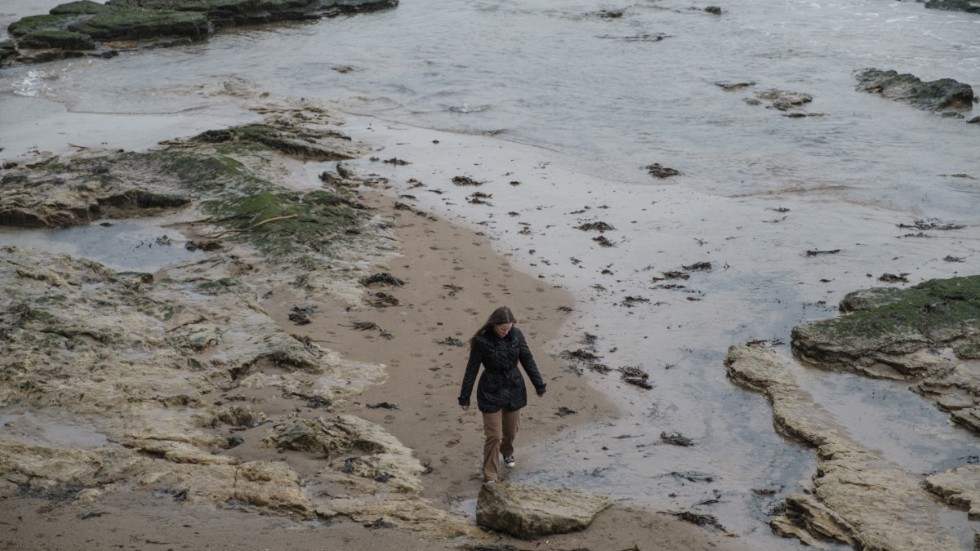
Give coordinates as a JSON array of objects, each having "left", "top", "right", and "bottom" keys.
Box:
[
  {"left": 0, "top": 410, "right": 108, "bottom": 449},
  {"left": 0, "top": 219, "right": 205, "bottom": 273},
  {"left": 2, "top": 0, "right": 979, "bottom": 548}
]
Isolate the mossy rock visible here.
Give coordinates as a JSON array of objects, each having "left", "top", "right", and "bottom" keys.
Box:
[
  {"left": 922, "top": 0, "right": 980, "bottom": 14},
  {"left": 193, "top": 124, "right": 356, "bottom": 161},
  {"left": 105, "top": 0, "right": 321, "bottom": 23},
  {"left": 203, "top": 189, "right": 364, "bottom": 257},
  {"left": 97, "top": 148, "right": 366, "bottom": 259},
  {"left": 106, "top": 0, "right": 271, "bottom": 13},
  {"left": 7, "top": 14, "right": 77, "bottom": 39},
  {"left": 18, "top": 30, "right": 96, "bottom": 50},
  {"left": 0, "top": 41, "right": 17, "bottom": 63},
  {"left": 67, "top": 8, "right": 212, "bottom": 41},
  {"left": 50, "top": 1, "right": 111, "bottom": 15},
  {"left": 793, "top": 275, "right": 980, "bottom": 361}
]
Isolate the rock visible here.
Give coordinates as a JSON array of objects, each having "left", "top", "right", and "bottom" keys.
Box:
[
  {"left": 855, "top": 68, "right": 975, "bottom": 113},
  {"left": 476, "top": 482, "right": 609, "bottom": 539},
  {"left": 924, "top": 465, "right": 980, "bottom": 520},
  {"left": 922, "top": 0, "right": 980, "bottom": 14},
  {"left": 915, "top": 363, "right": 980, "bottom": 434},
  {"left": 837, "top": 287, "right": 904, "bottom": 312},
  {"left": 67, "top": 9, "right": 213, "bottom": 41},
  {"left": 792, "top": 276, "right": 980, "bottom": 433},
  {"left": 263, "top": 414, "right": 425, "bottom": 493},
  {"left": 0, "top": 111, "right": 479, "bottom": 542},
  {"left": 18, "top": 30, "right": 97, "bottom": 50},
  {"left": 754, "top": 89, "right": 813, "bottom": 111},
  {"left": 192, "top": 124, "right": 362, "bottom": 161},
  {"left": 322, "top": 495, "right": 481, "bottom": 538},
  {"left": 725, "top": 343, "right": 965, "bottom": 549}
]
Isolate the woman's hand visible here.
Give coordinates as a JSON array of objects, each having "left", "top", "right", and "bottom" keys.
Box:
[{"left": 461, "top": 404, "right": 470, "bottom": 412}]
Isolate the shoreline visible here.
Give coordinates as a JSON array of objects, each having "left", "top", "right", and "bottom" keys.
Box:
[
  {"left": 0, "top": 106, "right": 755, "bottom": 550},
  {"left": 1, "top": 94, "right": 975, "bottom": 549}
]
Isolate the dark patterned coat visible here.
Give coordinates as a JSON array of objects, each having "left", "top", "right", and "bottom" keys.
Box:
[{"left": 458, "top": 326, "right": 546, "bottom": 413}]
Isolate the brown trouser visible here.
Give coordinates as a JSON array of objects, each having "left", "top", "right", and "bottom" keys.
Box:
[{"left": 482, "top": 408, "right": 521, "bottom": 482}]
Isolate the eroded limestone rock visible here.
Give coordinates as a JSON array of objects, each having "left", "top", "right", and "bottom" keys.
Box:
[
  {"left": 725, "top": 343, "right": 964, "bottom": 550},
  {"left": 264, "top": 414, "right": 424, "bottom": 493},
  {"left": 0, "top": 110, "right": 471, "bottom": 539},
  {"left": 792, "top": 276, "right": 980, "bottom": 434},
  {"left": 925, "top": 465, "right": 980, "bottom": 520},
  {"left": 475, "top": 482, "right": 610, "bottom": 539}
]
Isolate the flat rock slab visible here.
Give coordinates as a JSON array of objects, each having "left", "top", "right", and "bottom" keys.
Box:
[
  {"left": 725, "top": 343, "right": 967, "bottom": 550},
  {"left": 925, "top": 465, "right": 980, "bottom": 520},
  {"left": 476, "top": 482, "right": 609, "bottom": 539}
]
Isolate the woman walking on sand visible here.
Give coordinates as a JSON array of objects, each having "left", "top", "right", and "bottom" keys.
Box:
[{"left": 458, "top": 306, "right": 546, "bottom": 484}]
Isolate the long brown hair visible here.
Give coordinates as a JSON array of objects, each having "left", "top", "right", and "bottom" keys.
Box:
[{"left": 469, "top": 306, "right": 517, "bottom": 346}]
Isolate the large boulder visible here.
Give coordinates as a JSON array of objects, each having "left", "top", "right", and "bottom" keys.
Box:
[{"left": 476, "top": 482, "right": 609, "bottom": 539}]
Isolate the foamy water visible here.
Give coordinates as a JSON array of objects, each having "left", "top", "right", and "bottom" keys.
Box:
[{"left": 1, "top": 0, "right": 979, "bottom": 548}]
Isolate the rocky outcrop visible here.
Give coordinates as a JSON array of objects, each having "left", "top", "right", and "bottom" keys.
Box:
[
  {"left": 475, "top": 482, "right": 610, "bottom": 539},
  {"left": 791, "top": 276, "right": 980, "bottom": 434},
  {"left": 0, "top": 109, "right": 477, "bottom": 539},
  {"left": 725, "top": 343, "right": 965, "bottom": 550},
  {"left": 2, "top": 0, "right": 398, "bottom": 67},
  {"left": 855, "top": 68, "right": 976, "bottom": 117},
  {"left": 924, "top": 465, "right": 980, "bottom": 520},
  {"left": 0, "top": 119, "right": 364, "bottom": 228},
  {"left": 263, "top": 414, "right": 426, "bottom": 494}
]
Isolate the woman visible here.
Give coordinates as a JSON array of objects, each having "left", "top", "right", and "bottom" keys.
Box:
[{"left": 458, "top": 306, "right": 546, "bottom": 484}]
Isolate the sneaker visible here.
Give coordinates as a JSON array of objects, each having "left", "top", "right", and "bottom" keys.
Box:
[{"left": 504, "top": 455, "right": 516, "bottom": 468}]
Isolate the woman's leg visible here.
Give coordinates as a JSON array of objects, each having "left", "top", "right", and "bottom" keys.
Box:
[
  {"left": 500, "top": 408, "right": 521, "bottom": 460},
  {"left": 482, "top": 410, "right": 503, "bottom": 481}
]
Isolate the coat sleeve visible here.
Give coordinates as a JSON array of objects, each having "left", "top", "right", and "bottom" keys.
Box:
[
  {"left": 458, "top": 340, "right": 483, "bottom": 406},
  {"left": 517, "top": 329, "right": 546, "bottom": 395}
]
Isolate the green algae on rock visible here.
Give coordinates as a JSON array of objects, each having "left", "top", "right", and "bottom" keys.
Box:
[
  {"left": 793, "top": 276, "right": 980, "bottom": 372},
  {"left": 0, "top": 116, "right": 371, "bottom": 265},
  {"left": 2, "top": 0, "right": 398, "bottom": 67}
]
